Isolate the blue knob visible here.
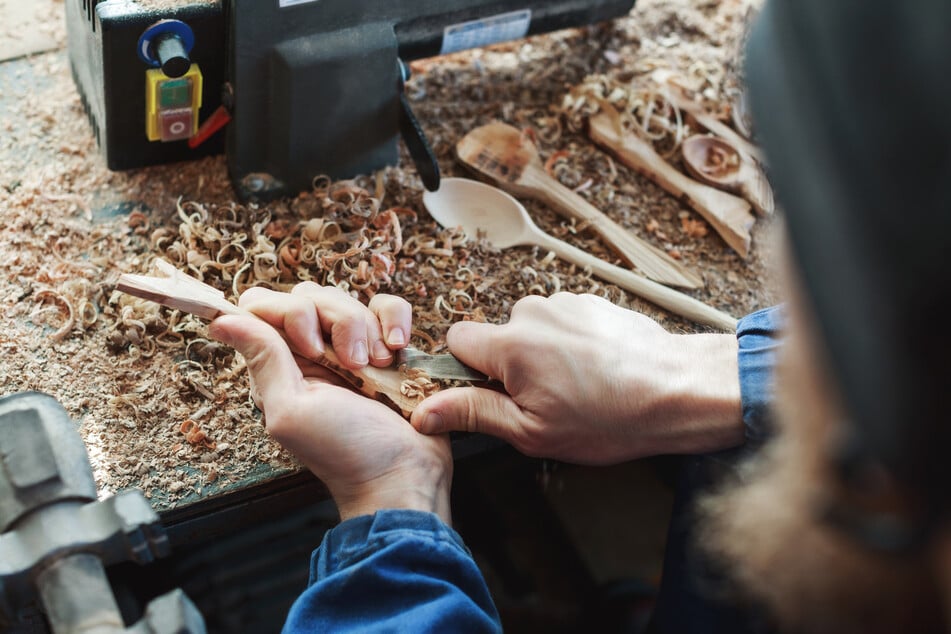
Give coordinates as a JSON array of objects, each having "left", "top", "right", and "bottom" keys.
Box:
[{"left": 138, "top": 20, "right": 195, "bottom": 78}]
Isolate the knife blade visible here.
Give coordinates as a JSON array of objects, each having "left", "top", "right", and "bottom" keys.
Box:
[{"left": 397, "top": 348, "right": 489, "bottom": 382}]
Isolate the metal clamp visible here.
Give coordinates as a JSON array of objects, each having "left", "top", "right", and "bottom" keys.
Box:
[{"left": 0, "top": 392, "right": 205, "bottom": 633}]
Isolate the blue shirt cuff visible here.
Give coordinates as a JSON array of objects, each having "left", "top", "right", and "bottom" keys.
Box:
[
  {"left": 283, "top": 510, "right": 501, "bottom": 633},
  {"left": 736, "top": 305, "right": 785, "bottom": 446},
  {"left": 313, "top": 509, "right": 472, "bottom": 581}
]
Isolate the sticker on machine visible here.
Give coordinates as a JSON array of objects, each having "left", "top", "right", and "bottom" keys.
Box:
[{"left": 439, "top": 9, "right": 532, "bottom": 56}]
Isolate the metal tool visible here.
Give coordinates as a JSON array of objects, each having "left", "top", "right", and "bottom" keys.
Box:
[
  {"left": 0, "top": 392, "right": 205, "bottom": 633},
  {"left": 397, "top": 348, "right": 489, "bottom": 382},
  {"left": 66, "top": 0, "right": 636, "bottom": 199}
]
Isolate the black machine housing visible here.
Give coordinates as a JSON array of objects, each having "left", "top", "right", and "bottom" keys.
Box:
[{"left": 67, "top": 0, "right": 635, "bottom": 198}]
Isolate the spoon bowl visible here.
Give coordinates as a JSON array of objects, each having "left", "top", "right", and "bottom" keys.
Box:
[
  {"left": 423, "top": 177, "right": 536, "bottom": 249},
  {"left": 682, "top": 134, "right": 774, "bottom": 216},
  {"left": 456, "top": 122, "right": 703, "bottom": 289},
  {"left": 682, "top": 134, "right": 743, "bottom": 187},
  {"left": 422, "top": 178, "right": 737, "bottom": 331}
]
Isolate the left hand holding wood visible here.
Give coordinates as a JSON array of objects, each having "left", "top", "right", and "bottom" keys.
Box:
[{"left": 209, "top": 283, "right": 453, "bottom": 523}]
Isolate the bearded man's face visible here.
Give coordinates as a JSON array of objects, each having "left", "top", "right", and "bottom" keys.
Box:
[{"left": 698, "top": 259, "right": 944, "bottom": 633}]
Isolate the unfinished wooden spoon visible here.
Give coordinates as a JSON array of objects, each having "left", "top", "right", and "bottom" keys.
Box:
[
  {"left": 456, "top": 121, "right": 704, "bottom": 290},
  {"left": 653, "top": 70, "right": 764, "bottom": 163},
  {"left": 588, "top": 110, "right": 755, "bottom": 259},
  {"left": 423, "top": 178, "right": 737, "bottom": 332},
  {"left": 682, "top": 134, "right": 774, "bottom": 216},
  {"left": 731, "top": 89, "right": 754, "bottom": 140}
]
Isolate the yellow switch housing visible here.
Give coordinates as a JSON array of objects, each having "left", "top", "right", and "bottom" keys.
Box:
[{"left": 145, "top": 64, "right": 203, "bottom": 142}]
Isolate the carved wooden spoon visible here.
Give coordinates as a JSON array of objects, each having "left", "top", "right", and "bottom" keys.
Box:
[
  {"left": 587, "top": 110, "right": 755, "bottom": 259},
  {"left": 456, "top": 121, "right": 704, "bottom": 290},
  {"left": 681, "top": 134, "right": 775, "bottom": 217},
  {"left": 423, "top": 178, "right": 737, "bottom": 332}
]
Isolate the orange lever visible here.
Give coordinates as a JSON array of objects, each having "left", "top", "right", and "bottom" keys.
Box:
[{"left": 188, "top": 105, "right": 231, "bottom": 149}]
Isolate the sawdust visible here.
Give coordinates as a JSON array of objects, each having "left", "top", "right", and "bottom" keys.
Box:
[
  {"left": 0, "top": 0, "right": 64, "bottom": 62},
  {"left": 0, "top": 0, "right": 778, "bottom": 510}
]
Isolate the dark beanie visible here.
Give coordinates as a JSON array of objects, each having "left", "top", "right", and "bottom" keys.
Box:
[{"left": 746, "top": 0, "right": 951, "bottom": 512}]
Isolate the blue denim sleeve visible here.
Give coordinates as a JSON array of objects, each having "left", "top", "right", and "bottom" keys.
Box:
[
  {"left": 736, "top": 305, "right": 785, "bottom": 446},
  {"left": 282, "top": 509, "right": 502, "bottom": 633}
]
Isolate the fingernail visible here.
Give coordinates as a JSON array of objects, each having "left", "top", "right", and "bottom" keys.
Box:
[
  {"left": 423, "top": 412, "right": 442, "bottom": 433},
  {"left": 351, "top": 340, "right": 369, "bottom": 365},
  {"left": 372, "top": 339, "right": 391, "bottom": 361},
  {"left": 387, "top": 327, "right": 406, "bottom": 346}
]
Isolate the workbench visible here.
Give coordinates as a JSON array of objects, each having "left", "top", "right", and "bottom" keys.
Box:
[{"left": 0, "top": 1, "right": 776, "bottom": 629}]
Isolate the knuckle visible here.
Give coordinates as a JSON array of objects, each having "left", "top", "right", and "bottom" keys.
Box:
[
  {"left": 493, "top": 326, "right": 523, "bottom": 355},
  {"left": 330, "top": 319, "right": 362, "bottom": 345},
  {"left": 462, "top": 394, "right": 483, "bottom": 434},
  {"left": 580, "top": 292, "right": 610, "bottom": 308},
  {"left": 379, "top": 295, "right": 413, "bottom": 321},
  {"left": 511, "top": 294, "right": 545, "bottom": 316},
  {"left": 292, "top": 281, "right": 322, "bottom": 295},
  {"left": 282, "top": 294, "right": 309, "bottom": 316},
  {"left": 238, "top": 286, "right": 270, "bottom": 305},
  {"left": 553, "top": 292, "right": 586, "bottom": 310},
  {"left": 322, "top": 284, "right": 350, "bottom": 300},
  {"left": 368, "top": 293, "right": 402, "bottom": 309},
  {"left": 392, "top": 295, "right": 412, "bottom": 313},
  {"left": 366, "top": 294, "right": 383, "bottom": 311}
]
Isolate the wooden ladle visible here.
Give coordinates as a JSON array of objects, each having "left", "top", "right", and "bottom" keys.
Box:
[
  {"left": 682, "top": 135, "right": 774, "bottom": 217},
  {"left": 423, "top": 178, "right": 737, "bottom": 331},
  {"left": 456, "top": 121, "right": 704, "bottom": 290}
]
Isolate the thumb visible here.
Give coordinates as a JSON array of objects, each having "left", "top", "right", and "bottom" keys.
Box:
[
  {"left": 411, "top": 386, "right": 526, "bottom": 441},
  {"left": 210, "top": 314, "right": 304, "bottom": 404},
  {"left": 446, "top": 321, "right": 506, "bottom": 379}
]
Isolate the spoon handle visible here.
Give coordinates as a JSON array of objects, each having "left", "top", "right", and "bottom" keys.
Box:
[
  {"left": 529, "top": 230, "right": 738, "bottom": 331},
  {"left": 521, "top": 166, "right": 705, "bottom": 289},
  {"left": 739, "top": 162, "right": 776, "bottom": 217},
  {"left": 588, "top": 112, "right": 755, "bottom": 259}
]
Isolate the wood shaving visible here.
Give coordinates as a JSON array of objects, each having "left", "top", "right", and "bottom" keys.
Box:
[
  {"left": 680, "top": 214, "right": 710, "bottom": 238},
  {"left": 399, "top": 367, "right": 440, "bottom": 401},
  {"left": 0, "top": 0, "right": 777, "bottom": 510}
]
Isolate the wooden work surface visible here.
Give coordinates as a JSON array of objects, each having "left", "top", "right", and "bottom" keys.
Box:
[{"left": 0, "top": 0, "right": 778, "bottom": 514}]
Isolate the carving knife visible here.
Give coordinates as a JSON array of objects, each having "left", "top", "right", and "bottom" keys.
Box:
[{"left": 396, "top": 348, "right": 489, "bottom": 382}]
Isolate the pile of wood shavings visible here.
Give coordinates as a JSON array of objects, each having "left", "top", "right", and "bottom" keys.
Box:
[{"left": 0, "top": 0, "right": 778, "bottom": 509}]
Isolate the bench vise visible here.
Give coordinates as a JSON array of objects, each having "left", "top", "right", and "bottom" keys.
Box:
[
  {"left": 66, "top": 0, "right": 635, "bottom": 199},
  {"left": 0, "top": 392, "right": 205, "bottom": 633}
]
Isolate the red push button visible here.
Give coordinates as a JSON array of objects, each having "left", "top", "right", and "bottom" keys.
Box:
[{"left": 159, "top": 108, "right": 194, "bottom": 141}]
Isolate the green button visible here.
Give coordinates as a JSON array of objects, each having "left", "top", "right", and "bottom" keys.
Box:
[{"left": 159, "top": 78, "right": 192, "bottom": 109}]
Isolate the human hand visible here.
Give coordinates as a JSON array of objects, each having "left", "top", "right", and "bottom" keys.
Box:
[
  {"left": 209, "top": 283, "right": 453, "bottom": 522},
  {"left": 411, "top": 293, "right": 743, "bottom": 465}
]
